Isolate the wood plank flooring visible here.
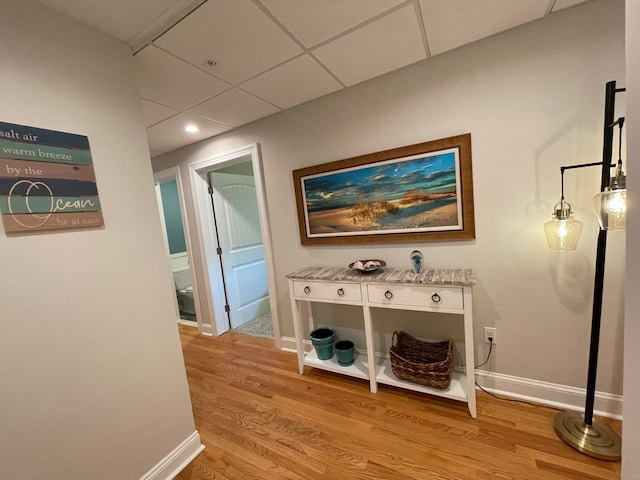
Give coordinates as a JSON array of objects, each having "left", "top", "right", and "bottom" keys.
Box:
[{"left": 175, "top": 325, "right": 621, "bottom": 480}]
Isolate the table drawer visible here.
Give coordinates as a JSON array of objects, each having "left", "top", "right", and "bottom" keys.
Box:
[
  {"left": 293, "top": 280, "right": 362, "bottom": 302},
  {"left": 366, "top": 284, "right": 463, "bottom": 310}
]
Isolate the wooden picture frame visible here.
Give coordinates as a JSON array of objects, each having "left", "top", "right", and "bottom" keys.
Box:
[{"left": 292, "top": 134, "right": 475, "bottom": 245}]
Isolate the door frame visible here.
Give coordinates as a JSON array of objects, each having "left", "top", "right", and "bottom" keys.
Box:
[
  {"left": 188, "top": 143, "right": 281, "bottom": 347},
  {"left": 154, "top": 166, "right": 203, "bottom": 330}
]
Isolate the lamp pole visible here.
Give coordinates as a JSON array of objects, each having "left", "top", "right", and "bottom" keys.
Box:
[
  {"left": 553, "top": 80, "right": 622, "bottom": 461},
  {"left": 584, "top": 81, "right": 617, "bottom": 424}
]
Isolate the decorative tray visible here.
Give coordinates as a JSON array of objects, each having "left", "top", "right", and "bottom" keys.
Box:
[{"left": 348, "top": 259, "right": 386, "bottom": 273}]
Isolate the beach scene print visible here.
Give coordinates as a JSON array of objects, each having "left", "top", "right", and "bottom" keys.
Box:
[{"left": 302, "top": 149, "right": 462, "bottom": 237}]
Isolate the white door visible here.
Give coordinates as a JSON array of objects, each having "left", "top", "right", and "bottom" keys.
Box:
[{"left": 210, "top": 172, "right": 269, "bottom": 329}]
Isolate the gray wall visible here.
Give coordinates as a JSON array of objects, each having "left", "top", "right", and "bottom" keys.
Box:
[
  {"left": 154, "top": 0, "right": 625, "bottom": 403},
  {"left": 623, "top": 0, "right": 640, "bottom": 476},
  {"left": 0, "top": 2, "right": 198, "bottom": 478}
]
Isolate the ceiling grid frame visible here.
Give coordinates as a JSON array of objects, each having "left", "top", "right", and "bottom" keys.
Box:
[{"left": 37, "top": 0, "right": 595, "bottom": 155}]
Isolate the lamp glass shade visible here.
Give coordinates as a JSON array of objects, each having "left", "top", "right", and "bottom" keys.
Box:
[
  {"left": 594, "top": 189, "right": 626, "bottom": 230},
  {"left": 544, "top": 216, "right": 583, "bottom": 250}
]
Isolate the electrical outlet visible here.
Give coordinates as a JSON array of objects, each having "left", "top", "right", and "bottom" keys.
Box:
[{"left": 484, "top": 327, "right": 497, "bottom": 344}]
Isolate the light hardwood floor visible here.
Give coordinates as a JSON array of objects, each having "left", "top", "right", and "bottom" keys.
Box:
[{"left": 175, "top": 325, "right": 621, "bottom": 480}]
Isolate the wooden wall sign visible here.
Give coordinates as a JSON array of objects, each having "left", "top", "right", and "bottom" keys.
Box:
[{"left": 0, "top": 121, "right": 103, "bottom": 234}]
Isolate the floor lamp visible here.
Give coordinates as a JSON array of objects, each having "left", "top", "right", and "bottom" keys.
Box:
[{"left": 543, "top": 80, "right": 625, "bottom": 461}]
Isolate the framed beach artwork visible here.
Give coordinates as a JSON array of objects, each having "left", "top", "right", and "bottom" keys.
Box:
[{"left": 292, "top": 134, "right": 475, "bottom": 245}]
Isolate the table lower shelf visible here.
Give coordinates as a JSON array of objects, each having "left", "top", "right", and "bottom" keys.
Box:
[
  {"left": 303, "top": 348, "right": 369, "bottom": 380},
  {"left": 375, "top": 357, "right": 468, "bottom": 403},
  {"left": 303, "top": 349, "right": 469, "bottom": 404}
]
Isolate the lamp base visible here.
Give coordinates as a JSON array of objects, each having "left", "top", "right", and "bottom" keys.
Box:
[{"left": 553, "top": 411, "right": 621, "bottom": 461}]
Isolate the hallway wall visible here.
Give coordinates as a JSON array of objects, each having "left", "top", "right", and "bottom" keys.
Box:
[
  {"left": 623, "top": 0, "right": 640, "bottom": 476},
  {"left": 153, "top": 0, "right": 626, "bottom": 409},
  {"left": 0, "top": 2, "right": 199, "bottom": 478}
]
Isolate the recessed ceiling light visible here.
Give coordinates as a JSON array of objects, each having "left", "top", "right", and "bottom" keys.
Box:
[{"left": 185, "top": 124, "right": 199, "bottom": 133}]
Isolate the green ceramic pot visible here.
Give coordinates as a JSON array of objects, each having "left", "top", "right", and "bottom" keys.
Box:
[
  {"left": 335, "top": 340, "right": 355, "bottom": 366},
  {"left": 310, "top": 328, "right": 335, "bottom": 360}
]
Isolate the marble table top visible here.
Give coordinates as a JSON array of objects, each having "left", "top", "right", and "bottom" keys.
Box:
[{"left": 286, "top": 266, "right": 475, "bottom": 286}]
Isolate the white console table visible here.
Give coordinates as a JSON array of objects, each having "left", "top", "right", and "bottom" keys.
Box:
[{"left": 287, "top": 266, "right": 477, "bottom": 418}]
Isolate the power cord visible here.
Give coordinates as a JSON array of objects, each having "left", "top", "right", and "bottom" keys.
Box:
[
  {"left": 474, "top": 337, "right": 561, "bottom": 410},
  {"left": 474, "top": 336, "right": 493, "bottom": 369}
]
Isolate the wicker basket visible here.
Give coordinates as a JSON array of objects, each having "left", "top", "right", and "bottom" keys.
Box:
[{"left": 389, "top": 331, "right": 454, "bottom": 389}]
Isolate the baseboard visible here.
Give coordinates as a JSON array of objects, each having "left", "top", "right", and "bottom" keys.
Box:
[
  {"left": 139, "top": 431, "right": 204, "bottom": 480},
  {"left": 475, "top": 370, "right": 622, "bottom": 420},
  {"left": 279, "top": 336, "right": 622, "bottom": 419},
  {"left": 280, "top": 336, "right": 298, "bottom": 352},
  {"left": 199, "top": 322, "right": 215, "bottom": 336}
]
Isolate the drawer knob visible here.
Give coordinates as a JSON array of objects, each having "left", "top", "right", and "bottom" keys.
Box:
[
  {"left": 337, "top": 288, "right": 345, "bottom": 296},
  {"left": 303, "top": 286, "right": 311, "bottom": 294},
  {"left": 431, "top": 293, "right": 442, "bottom": 304},
  {"left": 384, "top": 290, "right": 393, "bottom": 299}
]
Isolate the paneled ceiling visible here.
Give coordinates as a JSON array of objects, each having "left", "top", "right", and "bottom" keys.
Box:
[{"left": 38, "top": 0, "right": 590, "bottom": 157}]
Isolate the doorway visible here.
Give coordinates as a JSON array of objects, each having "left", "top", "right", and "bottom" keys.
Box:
[
  {"left": 188, "top": 144, "right": 281, "bottom": 347},
  {"left": 154, "top": 166, "right": 199, "bottom": 328}
]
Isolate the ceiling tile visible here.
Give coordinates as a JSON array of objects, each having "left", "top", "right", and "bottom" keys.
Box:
[
  {"left": 38, "top": 0, "right": 183, "bottom": 42},
  {"left": 420, "top": 0, "right": 548, "bottom": 56},
  {"left": 260, "top": 0, "right": 404, "bottom": 48},
  {"left": 240, "top": 55, "right": 342, "bottom": 109},
  {"left": 189, "top": 89, "right": 280, "bottom": 127},
  {"left": 134, "top": 46, "right": 230, "bottom": 110},
  {"left": 140, "top": 99, "right": 178, "bottom": 127},
  {"left": 146, "top": 130, "right": 190, "bottom": 153},
  {"left": 551, "top": 0, "right": 591, "bottom": 12},
  {"left": 146, "top": 113, "right": 232, "bottom": 152},
  {"left": 312, "top": 5, "right": 426, "bottom": 87},
  {"left": 154, "top": 0, "right": 303, "bottom": 84}
]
